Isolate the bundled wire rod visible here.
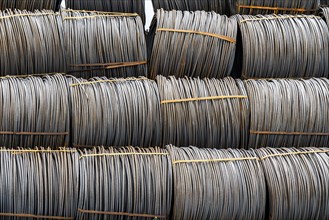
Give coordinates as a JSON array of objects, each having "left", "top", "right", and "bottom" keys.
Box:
[
  {"left": 245, "top": 78, "right": 329, "bottom": 148},
  {"left": 0, "top": 0, "right": 62, "bottom": 11},
  {"left": 167, "top": 145, "right": 266, "bottom": 220},
  {"left": 0, "top": 9, "right": 66, "bottom": 76},
  {"left": 0, "top": 74, "right": 70, "bottom": 148},
  {"left": 0, "top": 147, "right": 79, "bottom": 219},
  {"left": 69, "top": 77, "right": 161, "bottom": 147},
  {"left": 157, "top": 76, "right": 249, "bottom": 149},
  {"left": 63, "top": 10, "right": 147, "bottom": 78},
  {"left": 235, "top": 0, "right": 319, "bottom": 15},
  {"left": 256, "top": 147, "right": 329, "bottom": 220},
  {"left": 237, "top": 14, "right": 329, "bottom": 78},
  {"left": 321, "top": 0, "right": 329, "bottom": 6},
  {"left": 65, "top": 0, "right": 145, "bottom": 24},
  {"left": 77, "top": 146, "right": 172, "bottom": 220},
  {"left": 149, "top": 9, "right": 237, "bottom": 79},
  {"left": 321, "top": 7, "right": 329, "bottom": 25}
]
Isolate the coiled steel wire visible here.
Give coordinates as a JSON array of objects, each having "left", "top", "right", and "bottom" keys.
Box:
[
  {"left": 0, "top": 10, "right": 66, "bottom": 76},
  {"left": 167, "top": 145, "right": 266, "bottom": 220},
  {"left": 321, "top": 0, "right": 329, "bottom": 6},
  {"left": 0, "top": 74, "right": 70, "bottom": 148},
  {"left": 321, "top": 7, "right": 329, "bottom": 25},
  {"left": 157, "top": 76, "right": 249, "bottom": 149},
  {"left": 0, "top": 148, "right": 79, "bottom": 219},
  {"left": 65, "top": 0, "right": 145, "bottom": 24},
  {"left": 151, "top": 0, "right": 235, "bottom": 15},
  {"left": 149, "top": 9, "right": 237, "bottom": 79},
  {"left": 69, "top": 77, "right": 161, "bottom": 148},
  {"left": 0, "top": 0, "right": 62, "bottom": 11},
  {"left": 237, "top": 14, "right": 329, "bottom": 78},
  {"left": 256, "top": 147, "right": 329, "bottom": 220},
  {"left": 245, "top": 78, "right": 329, "bottom": 148},
  {"left": 235, "top": 0, "right": 319, "bottom": 15},
  {"left": 63, "top": 10, "right": 147, "bottom": 78},
  {"left": 77, "top": 146, "right": 172, "bottom": 220}
]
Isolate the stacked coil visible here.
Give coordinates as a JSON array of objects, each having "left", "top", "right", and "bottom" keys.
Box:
[
  {"left": 69, "top": 77, "right": 161, "bottom": 148},
  {"left": 149, "top": 9, "right": 237, "bottom": 79},
  {"left": 63, "top": 10, "right": 147, "bottom": 78},
  {"left": 0, "top": 10, "right": 66, "bottom": 76},
  {"left": 235, "top": 0, "right": 319, "bottom": 15},
  {"left": 256, "top": 148, "right": 329, "bottom": 219},
  {"left": 321, "top": 7, "right": 329, "bottom": 25},
  {"left": 0, "top": 75, "right": 70, "bottom": 148},
  {"left": 245, "top": 78, "right": 329, "bottom": 148},
  {"left": 77, "top": 146, "right": 172, "bottom": 220},
  {"left": 0, "top": 0, "right": 62, "bottom": 11},
  {"left": 0, "top": 148, "right": 79, "bottom": 219},
  {"left": 167, "top": 145, "right": 266, "bottom": 220},
  {"left": 237, "top": 14, "right": 329, "bottom": 78},
  {"left": 157, "top": 76, "right": 249, "bottom": 149}
]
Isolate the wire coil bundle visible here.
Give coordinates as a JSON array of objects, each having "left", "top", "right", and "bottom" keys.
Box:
[
  {"left": 63, "top": 10, "right": 147, "bottom": 78},
  {"left": 256, "top": 148, "right": 329, "bottom": 220},
  {"left": 149, "top": 9, "right": 237, "bottom": 79},
  {"left": 157, "top": 76, "right": 249, "bottom": 149},
  {"left": 321, "top": 7, "right": 329, "bottom": 25},
  {"left": 235, "top": 0, "right": 319, "bottom": 15},
  {"left": 0, "top": 148, "right": 79, "bottom": 219},
  {"left": 70, "top": 77, "right": 161, "bottom": 148},
  {"left": 0, "top": 0, "right": 62, "bottom": 11},
  {"left": 77, "top": 146, "right": 172, "bottom": 219},
  {"left": 167, "top": 145, "right": 266, "bottom": 220},
  {"left": 0, "top": 10, "right": 66, "bottom": 76},
  {"left": 237, "top": 14, "right": 329, "bottom": 78},
  {"left": 245, "top": 78, "right": 329, "bottom": 148},
  {"left": 0, "top": 75, "right": 70, "bottom": 148},
  {"left": 65, "top": 0, "right": 145, "bottom": 24}
]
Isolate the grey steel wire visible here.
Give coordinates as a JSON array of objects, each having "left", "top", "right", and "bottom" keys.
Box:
[
  {"left": 0, "top": 74, "right": 70, "bottom": 148},
  {"left": 245, "top": 78, "right": 329, "bottom": 148},
  {"left": 63, "top": 10, "right": 147, "bottom": 78},
  {"left": 237, "top": 14, "right": 329, "bottom": 78},
  {"left": 321, "top": 7, "right": 329, "bottom": 25},
  {"left": 157, "top": 76, "right": 249, "bottom": 149},
  {"left": 0, "top": 9, "right": 66, "bottom": 76},
  {"left": 321, "top": 0, "right": 329, "bottom": 6},
  {"left": 167, "top": 145, "right": 266, "bottom": 220},
  {"left": 255, "top": 147, "right": 329, "bottom": 220},
  {"left": 0, "top": 0, "right": 62, "bottom": 11},
  {"left": 0, "top": 147, "right": 79, "bottom": 219},
  {"left": 149, "top": 10, "right": 237, "bottom": 79},
  {"left": 77, "top": 146, "right": 172, "bottom": 220},
  {"left": 69, "top": 77, "right": 161, "bottom": 148}
]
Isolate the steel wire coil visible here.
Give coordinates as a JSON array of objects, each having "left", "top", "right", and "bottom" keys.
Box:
[
  {"left": 0, "top": 0, "right": 62, "bottom": 11},
  {"left": 157, "top": 76, "right": 249, "bottom": 149},
  {"left": 235, "top": 0, "right": 319, "bottom": 15},
  {"left": 321, "top": 0, "right": 329, "bottom": 6},
  {"left": 167, "top": 145, "right": 266, "bottom": 220},
  {"left": 65, "top": 0, "right": 145, "bottom": 24},
  {"left": 0, "top": 147, "right": 79, "bottom": 219},
  {"left": 77, "top": 146, "right": 172, "bottom": 220},
  {"left": 149, "top": 9, "right": 237, "bottom": 79},
  {"left": 63, "top": 10, "right": 147, "bottom": 78},
  {"left": 0, "top": 9, "right": 66, "bottom": 76},
  {"left": 256, "top": 147, "right": 329, "bottom": 220},
  {"left": 69, "top": 77, "right": 161, "bottom": 148},
  {"left": 321, "top": 7, "right": 329, "bottom": 25},
  {"left": 245, "top": 78, "right": 329, "bottom": 148},
  {"left": 237, "top": 14, "right": 329, "bottom": 78},
  {"left": 0, "top": 74, "right": 70, "bottom": 148}
]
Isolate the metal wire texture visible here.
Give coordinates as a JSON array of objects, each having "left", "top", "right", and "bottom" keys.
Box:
[
  {"left": 321, "top": 0, "right": 329, "bottom": 6},
  {"left": 157, "top": 76, "right": 249, "bottom": 149},
  {"left": 149, "top": 9, "right": 237, "bottom": 79},
  {"left": 0, "top": 147, "right": 79, "bottom": 219},
  {"left": 63, "top": 10, "right": 147, "bottom": 78},
  {"left": 69, "top": 77, "right": 161, "bottom": 148},
  {"left": 256, "top": 147, "right": 329, "bottom": 220},
  {"left": 77, "top": 146, "right": 172, "bottom": 220},
  {"left": 0, "top": 9, "right": 66, "bottom": 76},
  {"left": 245, "top": 78, "right": 329, "bottom": 148},
  {"left": 0, "top": 0, "right": 62, "bottom": 11},
  {"left": 0, "top": 74, "right": 70, "bottom": 148},
  {"left": 321, "top": 7, "right": 329, "bottom": 25},
  {"left": 167, "top": 145, "right": 266, "bottom": 220},
  {"left": 237, "top": 14, "right": 329, "bottom": 78}
]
